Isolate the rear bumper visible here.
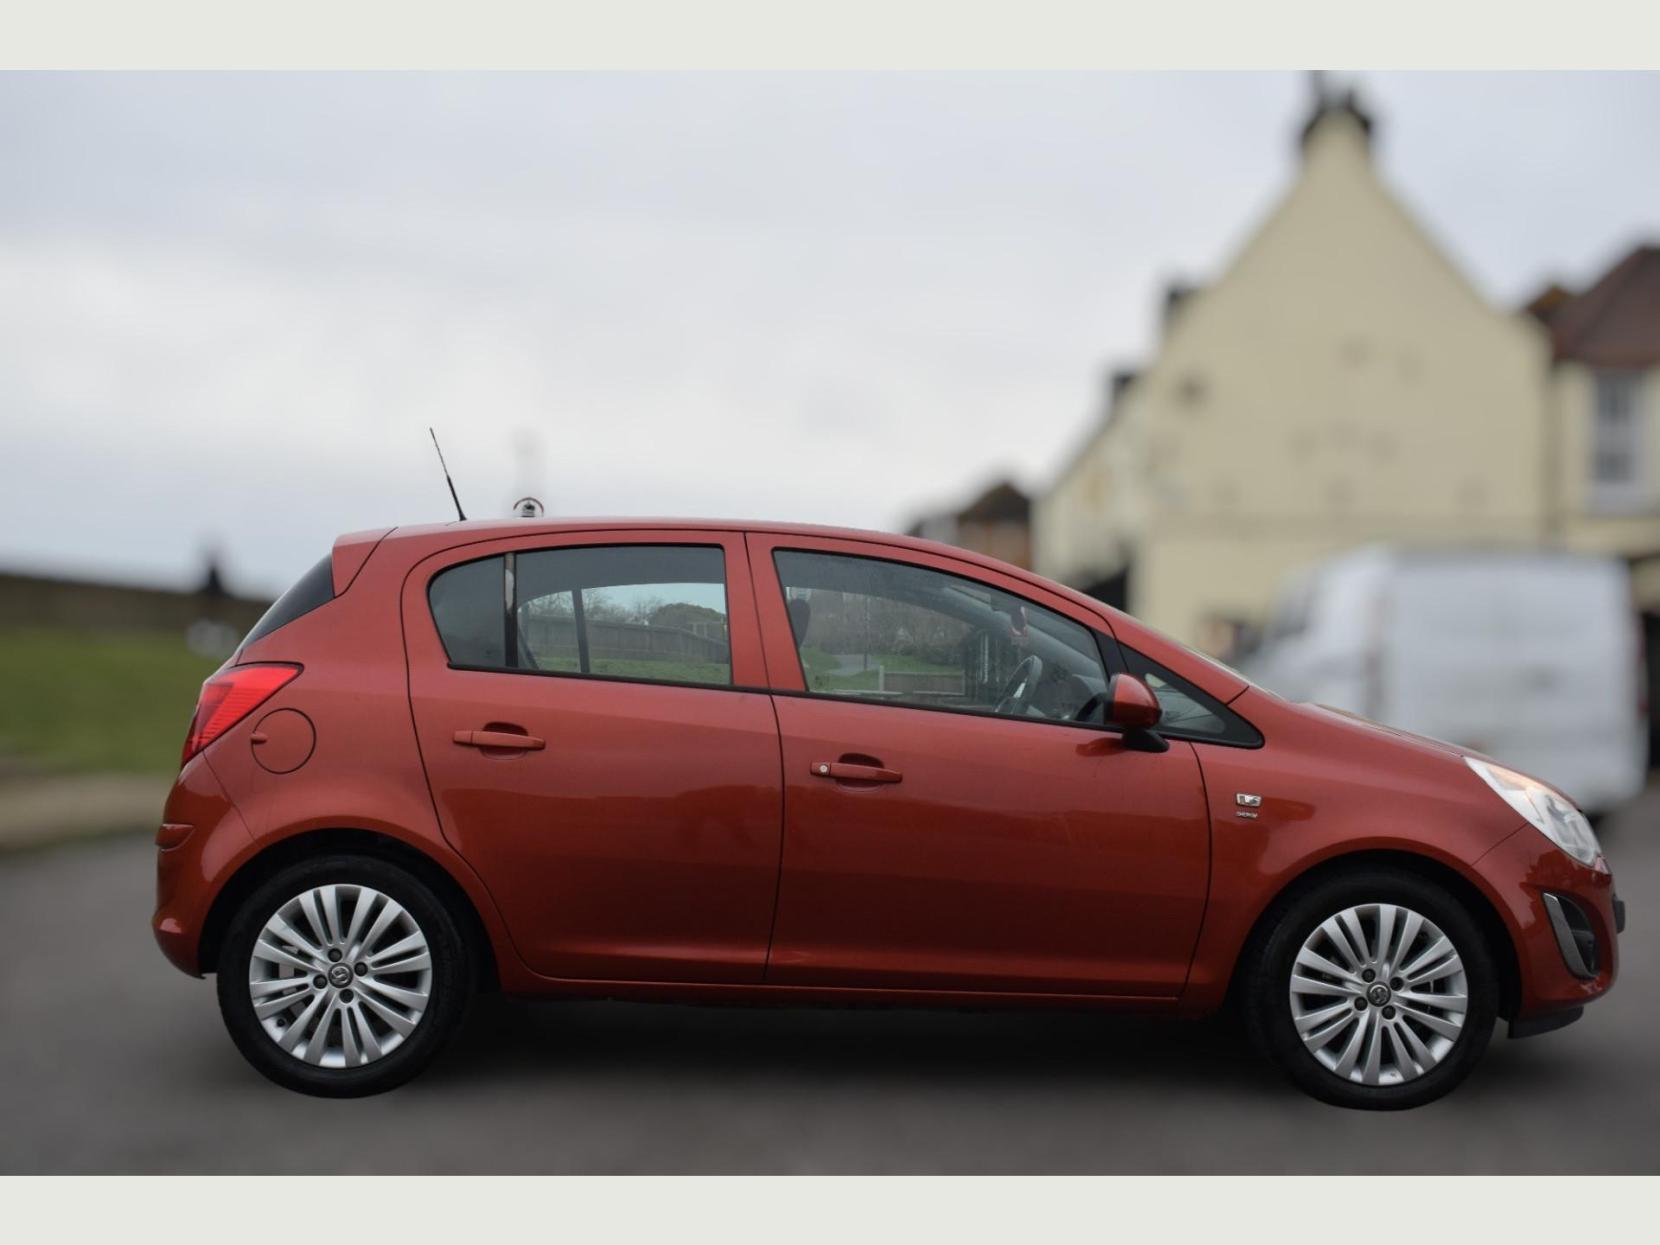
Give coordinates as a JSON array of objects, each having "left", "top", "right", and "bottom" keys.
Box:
[
  {"left": 152, "top": 753, "right": 254, "bottom": 977},
  {"left": 1476, "top": 825, "right": 1620, "bottom": 1023}
]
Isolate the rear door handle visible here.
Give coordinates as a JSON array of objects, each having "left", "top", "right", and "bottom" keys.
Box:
[
  {"left": 454, "top": 729, "right": 545, "bottom": 751},
  {"left": 810, "top": 760, "right": 902, "bottom": 784}
]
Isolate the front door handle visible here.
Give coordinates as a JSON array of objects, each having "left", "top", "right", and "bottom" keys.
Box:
[
  {"left": 810, "top": 760, "right": 902, "bottom": 784},
  {"left": 454, "top": 729, "right": 545, "bottom": 751}
]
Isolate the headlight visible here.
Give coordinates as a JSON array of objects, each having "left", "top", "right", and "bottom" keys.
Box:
[{"left": 1465, "top": 757, "right": 1605, "bottom": 870}]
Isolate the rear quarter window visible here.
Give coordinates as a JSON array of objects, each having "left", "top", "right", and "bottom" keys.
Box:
[
  {"left": 428, "top": 556, "right": 507, "bottom": 668},
  {"left": 240, "top": 555, "right": 334, "bottom": 650}
]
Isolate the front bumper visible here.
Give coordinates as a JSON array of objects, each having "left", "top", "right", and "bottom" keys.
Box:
[
  {"left": 1509, "top": 1007, "right": 1583, "bottom": 1040},
  {"left": 1476, "top": 825, "right": 1620, "bottom": 1025},
  {"left": 1508, "top": 886, "right": 1622, "bottom": 1039}
]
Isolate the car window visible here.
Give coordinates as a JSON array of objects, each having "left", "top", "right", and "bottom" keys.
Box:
[
  {"left": 1116, "top": 644, "right": 1260, "bottom": 744},
  {"left": 239, "top": 555, "right": 334, "bottom": 652},
  {"left": 515, "top": 545, "right": 730, "bottom": 686},
  {"left": 772, "top": 549, "right": 1106, "bottom": 722},
  {"left": 429, "top": 555, "right": 506, "bottom": 668},
  {"left": 1135, "top": 667, "right": 1227, "bottom": 736},
  {"left": 429, "top": 545, "right": 731, "bottom": 688}
]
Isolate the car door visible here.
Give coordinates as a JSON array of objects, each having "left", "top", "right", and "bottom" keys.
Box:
[
  {"left": 748, "top": 532, "right": 1211, "bottom": 997},
  {"left": 404, "top": 529, "right": 783, "bottom": 983}
]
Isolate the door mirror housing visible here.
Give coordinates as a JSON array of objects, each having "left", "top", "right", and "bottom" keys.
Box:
[
  {"left": 1105, "top": 674, "right": 1162, "bottom": 730},
  {"left": 1076, "top": 674, "right": 1167, "bottom": 752}
]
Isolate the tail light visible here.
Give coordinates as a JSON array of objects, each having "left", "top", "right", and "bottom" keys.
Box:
[{"left": 181, "top": 663, "right": 301, "bottom": 764}]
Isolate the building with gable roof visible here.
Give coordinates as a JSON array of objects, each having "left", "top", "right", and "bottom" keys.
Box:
[{"left": 1034, "top": 81, "right": 1560, "bottom": 654}]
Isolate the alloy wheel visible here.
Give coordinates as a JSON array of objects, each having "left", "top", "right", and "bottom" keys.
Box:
[
  {"left": 247, "top": 884, "right": 433, "bottom": 1068},
  {"left": 1288, "top": 902, "right": 1469, "bottom": 1087}
]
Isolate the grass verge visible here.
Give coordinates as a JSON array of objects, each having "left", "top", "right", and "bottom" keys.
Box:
[{"left": 0, "top": 628, "right": 220, "bottom": 774}]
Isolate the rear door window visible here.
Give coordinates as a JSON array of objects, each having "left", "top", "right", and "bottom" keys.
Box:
[{"left": 428, "top": 545, "right": 731, "bottom": 688}]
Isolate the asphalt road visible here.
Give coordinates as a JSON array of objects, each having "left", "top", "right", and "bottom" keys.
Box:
[{"left": 3, "top": 794, "right": 1659, "bottom": 1174}]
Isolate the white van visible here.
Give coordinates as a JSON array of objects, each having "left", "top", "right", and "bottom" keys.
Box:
[{"left": 1241, "top": 547, "right": 1647, "bottom": 815}]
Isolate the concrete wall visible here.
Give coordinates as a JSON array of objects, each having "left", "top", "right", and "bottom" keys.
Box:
[{"left": 0, "top": 571, "right": 271, "bottom": 635}]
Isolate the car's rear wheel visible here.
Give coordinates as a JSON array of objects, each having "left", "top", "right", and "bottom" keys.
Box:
[
  {"left": 216, "top": 854, "right": 473, "bottom": 1097},
  {"left": 1243, "top": 868, "right": 1498, "bottom": 1109}
]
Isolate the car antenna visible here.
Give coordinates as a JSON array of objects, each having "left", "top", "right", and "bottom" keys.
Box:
[{"left": 428, "top": 427, "right": 467, "bottom": 521}]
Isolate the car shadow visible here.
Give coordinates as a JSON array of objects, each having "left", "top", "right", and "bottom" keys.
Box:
[
  {"left": 421, "top": 991, "right": 1586, "bottom": 1103},
  {"left": 425, "top": 993, "right": 1285, "bottom": 1095}
]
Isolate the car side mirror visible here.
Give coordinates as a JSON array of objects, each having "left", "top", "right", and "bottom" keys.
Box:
[
  {"left": 1076, "top": 674, "right": 1168, "bottom": 752},
  {"left": 1105, "top": 674, "right": 1162, "bottom": 729}
]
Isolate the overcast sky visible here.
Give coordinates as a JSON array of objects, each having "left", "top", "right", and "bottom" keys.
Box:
[{"left": 2, "top": 72, "right": 1658, "bottom": 595}]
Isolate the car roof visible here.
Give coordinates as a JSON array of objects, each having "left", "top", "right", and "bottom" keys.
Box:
[
  {"left": 387, "top": 516, "right": 925, "bottom": 540},
  {"left": 379, "top": 516, "right": 1015, "bottom": 572}
]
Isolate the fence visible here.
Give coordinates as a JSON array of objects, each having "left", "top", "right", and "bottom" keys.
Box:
[
  {"left": 0, "top": 571, "right": 271, "bottom": 635},
  {"left": 520, "top": 616, "right": 731, "bottom": 665},
  {"left": 877, "top": 668, "right": 966, "bottom": 697}
]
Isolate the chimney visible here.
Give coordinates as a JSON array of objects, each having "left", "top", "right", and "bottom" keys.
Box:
[{"left": 1298, "top": 71, "right": 1374, "bottom": 157}]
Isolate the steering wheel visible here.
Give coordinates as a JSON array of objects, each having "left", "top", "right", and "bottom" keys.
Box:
[{"left": 994, "top": 654, "right": 1044, "bottom": 717}]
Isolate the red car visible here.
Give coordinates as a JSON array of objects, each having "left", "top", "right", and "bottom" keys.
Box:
[{"left": 155, "top": 518, "right": 1623, "bottom": 1107}]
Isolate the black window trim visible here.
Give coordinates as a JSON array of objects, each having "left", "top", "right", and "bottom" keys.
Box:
[
  {"left": 502, "top": 550, "right": 518, "bottom": 669},
  {"left": 426, "top": 541, "right": 736, "bottom": 691}
]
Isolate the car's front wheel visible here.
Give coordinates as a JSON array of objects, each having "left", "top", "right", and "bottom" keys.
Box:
[
  {"left": 1243, "top": 868, "right": 1498, "bottom": 1109},
  {"left": 216, "top": 854, "right": 473, "bottom": 1097}
]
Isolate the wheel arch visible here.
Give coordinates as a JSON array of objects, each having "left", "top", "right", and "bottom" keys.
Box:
[
  {"left": 197, "top": 826, "right": 500, "bottom": 991},
  {"left": 1224, "top": 848, "right": 1522, "bottom": 1020}
]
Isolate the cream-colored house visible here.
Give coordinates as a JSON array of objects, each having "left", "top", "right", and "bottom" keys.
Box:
[
  {"left": 1530, "top": 248, "right": 1660, "bottom": 599},
  {"left": 1035, "top": 87, "right": 1559, "bottom": 653}
]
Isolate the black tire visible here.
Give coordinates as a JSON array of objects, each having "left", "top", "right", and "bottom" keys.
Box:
[
  {"left": 216, "top": 853, "right": 473, "bottom": 1097},
  {"left": 1241, "top": 867, "right": 1498, "bottom": 1110}
]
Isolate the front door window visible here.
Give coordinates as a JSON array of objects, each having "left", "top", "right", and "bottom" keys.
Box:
[{"left": 772, "top": 549, "right": 1106, "bottom": 722}]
